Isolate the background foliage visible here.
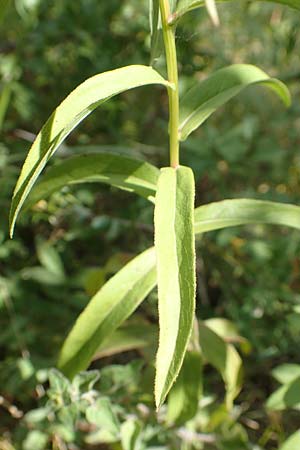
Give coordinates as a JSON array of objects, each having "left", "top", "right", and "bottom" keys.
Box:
[{"left": 0, "top": 0, "right": 300, "bottom": 448}]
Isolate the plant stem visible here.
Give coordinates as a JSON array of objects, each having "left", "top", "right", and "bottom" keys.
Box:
[{"left": 159, "top": 0, "right": 180, "bottom": 168}]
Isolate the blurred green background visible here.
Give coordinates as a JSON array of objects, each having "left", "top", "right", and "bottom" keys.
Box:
[{"left": 0, "top": 0, "right": 300, "bottom": 448}]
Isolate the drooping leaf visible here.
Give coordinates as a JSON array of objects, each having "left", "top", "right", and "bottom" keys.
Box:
[
  {"left": 266, "top": 377, "right": 300, "bottom": 411},
  {"left": 9, "top": 65, "right": 170, "bottom": 236},
  {"left": 167, "top": 350, "right": 203, "bottom": 424},
  {"left": 154, "top": 166, "right": 196, "bottom": 408},
  {"left": 179, "top": 64, "right": 291, "bottom": 141},
  {"left": 173, "top": 0, "right": 300, "bottom": 23},
  {"left": 194, "top": 199, "right": 300, "bottom": 235},
  {"left": 272, "top": 364, "right": 300, "bottom": 385},
  {"left": 95, "top": 323, "right": 157, "bottom": 359},
  {"left": 24, "top": 153, "right": 159, "bottom": 210},
  {"left": 279, "top": 431, "right": 300, "bottom": 450},
  {"left": 58, "top": 247, "right": 156, "bottom": 378},
  {"left": 198, "top": 321, "right": 243, "bottom": 408}
]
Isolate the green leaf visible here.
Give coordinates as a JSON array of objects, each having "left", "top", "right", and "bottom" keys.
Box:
[
  {"left": 272, "top": 364, "right": 300, "bottom": 385},
  {"left": 179, "top": 64, "right": 291, "bottom": 141},
  {"left": 9, "top": 65, "right": 170, "bottom": 236},
  {"left": 198, "top": 322, "right": 243, "bottom": 408},
  {"left": 266, "top": 377, "right": 300, "bottom": 411},
  {"left": 25, "top": 153, "right": 159, "bottom": 210},
  {"left": 95, "top": 323, "right": 157, "bottom": 359},
  {"left": 121, "top": 419, "right": 143, "bottom": 450},
  {"left": 154, "top": 166, "right": 196, "bottom": 408},
  {"left": 86, "top": 398, "right": 120, "bottom": 436},
  {"left": 174, "top": 0, "right": 300, "bottom": 23},
  {"left": 58, "top": 247, "right": 156, "bottom": 379},
  {"left": 149, "top": 0, "right": 163, "bottom": 65},
  {"left": 194, "top": 199, "right": 300, "bottom": 235},
  {"left": 167, "top": 350, "right": 203, "bottom": 424},
  {"left": 279, "top": 431, "right": 300, "bottom": 450}
]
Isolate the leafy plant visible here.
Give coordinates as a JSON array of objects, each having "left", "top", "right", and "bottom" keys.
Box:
[{"left": 9, "top": 0, "right": 300, "bottom": 426}]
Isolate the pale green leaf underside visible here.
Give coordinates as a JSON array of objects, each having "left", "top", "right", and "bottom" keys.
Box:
[
  {"left": 279, "top": 431, "right": 300, "bottom": 450},
  {"left": 154, "top": 166, "right": 196, "bottom": 408},
  {"left": 58, "top": 247, "right": 157, "bottom": 379},
  {"left": 179, "top": 64, "right": 291, "bottom": 141},
  {"left": 174, "top": 0, "right": 300, "bottom": 22},
  {"left": 9, "top": 65, "right": 170, "bottom": 236},
  {"left": 194, "top": 199, "right": 300, "bottom": 234},
  {"left": 24, "top": 153, "right": 159, "bottom": 209}
]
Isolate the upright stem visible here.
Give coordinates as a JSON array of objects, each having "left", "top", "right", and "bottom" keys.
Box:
[{"left": 159, "top": 0, "right": 180, "bottom": 168}]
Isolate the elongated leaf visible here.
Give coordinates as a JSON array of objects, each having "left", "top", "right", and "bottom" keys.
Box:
[
  {"left": 174, "top": 0, "right": 300, "bottom": 23},
  {"left": 10, "top": 65, "right": 170, "bottom": 236},
  {"left": 95, "top": 323, "right": 157, "bottom": 359},
  {"left": 179, "top": 64, "right": 290, "bottom": 141},
  {"left": 167, "top": 350, "right": 203, "bottom": 424},
  {"left": 24, "top": 153, "right": 159, "bottom": 210},
  {"left": 154, "top": 166, "right": 196, "bottom": 408},
  {"left": 279, "top": 431, "right": 300, "bottom": 450},
  {"left": 149, "top": 0, "right": 163, "bottom": 65},
  {"left": 198, "top": 321, "right": 243, "bottom": 408},
  {"left": 58, "top": 247, "right": 156, "bottom": 378},
  {"left": 194, "top": 199, "right": 300, "bottom": 235}
]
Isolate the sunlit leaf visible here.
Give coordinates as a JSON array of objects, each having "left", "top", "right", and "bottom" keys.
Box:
[
  {"left": 279, "top": 431, "right": 300, "bottom": 450},
  {"left": 25, "top": 153, "right": 159, "bottom": 210},
  {"left": 154, "top": 166, "right": 196, "bottom": 407},
  {"left": 167, "top": 350, "right": 203, "bottom": 424},
  {"left": 58, "top": 247, "right": 156, "bottom": 378},
  {"left": 179, "top": 64, "right": 290, "bottom": 141},
  {"left": 272, "top": 364, "right": 300, "bottom": 385},
  {"left": 266, "top": 377, "right": 300, "bottom": 410},
  {"left": 10, "top": 65, "right": 170, "bottom": 236},
  {"left": 194, "top": 199, "right": 300, "bottom": 235}
]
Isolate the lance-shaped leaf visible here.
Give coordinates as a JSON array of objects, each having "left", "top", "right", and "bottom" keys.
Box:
[
  {"left": 9, "top": 65, "right": 170, "bottom": 236},
  {"left": 95, "top": 322, "right": 157, "bottom": 359},
  {"left": 58, "top": 247, "right": 156, "bottom": 379},
  {"left": 194, "top": 199, "right": 300, "bottom": 235},
  {"left": 154, "top": 166, "right": 196, "bottom": 408},
  {"left": 199, "top": 321, "right": 243, "bottom": 408},
  {"left": 173, "top": 0, "right": 300, "bottom": 23},
  {"left": 24, "top": 153, "right": 159, "bottom": 210},
  {"left": 167, "top": 350, "right": 203, "bottom": 424},
  {"left": 179, "top": 64, "right": 291, "bottom": 141}
]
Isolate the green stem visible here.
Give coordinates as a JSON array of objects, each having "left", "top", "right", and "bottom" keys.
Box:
[{"left": 159, "top": 0, "right": 180, "bottom": 168}]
